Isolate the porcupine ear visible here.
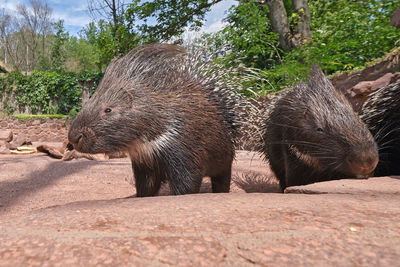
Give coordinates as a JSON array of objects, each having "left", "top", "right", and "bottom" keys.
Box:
[
  {"left": 121, "top": 88, "right": 135, "bottom": 108},
  {"left": 309, "top": 64, "right": 336, "bottom": 93},
  {"left": 107, "top": 86, "right": 134, "bottom": 108}
]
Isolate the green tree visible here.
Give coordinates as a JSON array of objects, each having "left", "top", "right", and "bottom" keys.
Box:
[
  {"left": 65, "top": 36, "right": 99, "bottom": 72},
  {"left": 49, "top": 20, "right": 68, "bottom": 72},
  {"left": 306, "top": 0, "right": 400, "bottom": 73},
  {"left": 121, "top": 0, "right": 400, "bottom": 93},
  {"left": 88, "top": 0, "right": 130, "bottom": 56},
  {"left": 126, "top": 0, "right": 221, "bottom": 42},
  {"left": 219, "top": 1, "right": 281, "bottom": 69},
  {"left": 199, "top": 0, "right": 400, "bottom": 92},
  {"left": 81, "top": 21, "right": 114, "bottom": 71},
  {"left": 126, "top": 0, "right": 312, "bottom": 48},
  {"left": 81, "top": 20, "right": 139, "bottom": 71}
]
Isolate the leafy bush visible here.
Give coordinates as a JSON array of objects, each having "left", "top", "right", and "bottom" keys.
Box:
[
  {"left": 200, "top": 0, "right": 400, "bottom": 94},
  {"left": 0, "top": 71, "right": 103, "bottom": 115}
]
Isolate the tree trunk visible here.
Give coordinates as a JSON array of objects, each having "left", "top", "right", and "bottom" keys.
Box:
[
  {"left": 266, "top": 0, "right": 292, "bottom": 51},
  {"left": 111, "top": 0, "right": 118, "bottom": 37},
  {"left": 391, "top": 5, "right": 400, "bottom": 28},
  {"left": 292, "top": 0, "right": 312, "bottom": 46}
]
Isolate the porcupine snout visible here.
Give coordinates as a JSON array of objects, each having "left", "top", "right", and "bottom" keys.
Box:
[{"left": 345, "top": 148, "right": 379, "bottom": 177}]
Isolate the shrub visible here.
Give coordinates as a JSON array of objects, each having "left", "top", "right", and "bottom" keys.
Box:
[{"left": 0, "top": 71, "right": 103, "bottom": 115}]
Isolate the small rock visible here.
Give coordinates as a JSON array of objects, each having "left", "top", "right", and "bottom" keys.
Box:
[
  {"left": 0, "top": 143, "right": 10, "bottom": 154},
  {"left": 9, "top": 134, "right": 32, "bottom": 150},
  {"left": 0, "top": 130, "right": 13, "bottom": 142},
  {"left": 348, "top": 72, "right": 400, "bottom": 112},
  {"left": 350, "top": 81, "right": 372, "bottom": 95},
  {"left": 0, "top": 140, "right": 11, "bottom": 149},
  {"left": 284, "top": 177, "right": 400, "bottom": 195},
  {"left": 36, "top": 144, "right": 64, "bottom": 159}
]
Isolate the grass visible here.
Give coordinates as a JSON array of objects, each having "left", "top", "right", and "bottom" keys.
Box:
[{"left": 0, "top": 114, "right": 70, "bottom": 122}]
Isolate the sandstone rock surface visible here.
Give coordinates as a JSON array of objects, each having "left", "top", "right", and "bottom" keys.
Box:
[
  {"left": 0, "top": 117, "right": 67, "bottom": 142},
  {"left": 0, "top": 150, "right": 399, "bottom": 266},
  {"left": 347, "top": 72, "right": 400, "bottom": 112}
]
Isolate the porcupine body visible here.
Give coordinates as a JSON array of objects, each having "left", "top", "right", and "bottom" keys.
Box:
[
  {"left": 360, "top": 79, "right": 400, "bottom": 176},
  {"left": 68, "top": 43, "right": 240, "bottom": 196},
  {"left": 262, "top": 66, "right": 379, "bottom": 191}
]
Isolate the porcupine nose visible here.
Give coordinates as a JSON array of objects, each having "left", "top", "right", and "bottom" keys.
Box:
[
  {"left": 346, "top": 153, "right": 379, "bottom": 177},
  {"left": 68, "top": 131, "right": 83, "bottom": 148}
]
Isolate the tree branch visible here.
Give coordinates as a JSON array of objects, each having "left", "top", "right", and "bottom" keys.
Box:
[{"left": 155, "top": 0, "right": 224, "bottom": 40}]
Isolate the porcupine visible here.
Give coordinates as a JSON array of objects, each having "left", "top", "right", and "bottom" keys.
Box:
[
  {"left": 359, "top": 79, "right": 400, "bottom": 176},
  {"left": 68, "top": 43, "right": 242, "bottom": 197},
  {"left": 260, "top": 65, "right": 379, "bottom": 191}
]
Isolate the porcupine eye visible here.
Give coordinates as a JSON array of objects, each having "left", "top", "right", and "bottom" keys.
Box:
[
  {"left": 316, "top": 127, "right": 324, "bottom": 132},
  {"left": 104, "top": 108, "right": 112, "bottom": 113}
]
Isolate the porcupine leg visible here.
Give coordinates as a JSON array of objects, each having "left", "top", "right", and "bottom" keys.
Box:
[
  {"left": 271, "top": 162, "right": 287, "bottom": 192},
  {"left": 152, "top": 149, "right": 201, "bottom": 195},
  {"left": 211, "top": 168, "right": 231, "bottom": 193},
  {"left": 168, "top": 163, "right": 202, "bottom": 195},
  {"left": 168, "top": 170, "right": 202, "bottom": 195},
  {"left": 131, "top": 161, "right": 162, "bottom": 197},
  {"left": 267, "top": 145, "right": 287, "bottom": 192}
]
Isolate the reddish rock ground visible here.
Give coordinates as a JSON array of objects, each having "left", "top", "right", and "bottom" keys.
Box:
[{"left": 0, "top": 148, "right": 399, "bottom": 266}]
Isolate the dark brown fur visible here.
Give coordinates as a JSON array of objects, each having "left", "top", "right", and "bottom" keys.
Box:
[
  {"left": 360, "top": 80, "right": 400, "bottom": 176},
  {"left": 68, "top": 44, "right": 237, "bottom": 196},
  {"left": 263, "top": 66, "right": 379, "bottom": 191}
]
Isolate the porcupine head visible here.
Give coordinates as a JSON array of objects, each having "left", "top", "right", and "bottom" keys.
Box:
[
  {"left": 266, "top": 65, "right": 379, "bottom": 188},
  {"left": 67, "top": 46, "right": 183, "bottom": 157}
]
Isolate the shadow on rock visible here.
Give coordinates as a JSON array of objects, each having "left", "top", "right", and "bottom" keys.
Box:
[
  {"left": 0, "top": 158, "right": 101, "bottom": 212},
  {"left": 124, "top": 179, "right": 215, "bottom": 198}
]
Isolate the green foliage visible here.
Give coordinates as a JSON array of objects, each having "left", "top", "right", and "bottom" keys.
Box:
[
  {"left": 196, "top": 1, "right": 292, "bottom": 93},
  {"left": 199, "top": 0, "right": 400, "bottom": 93},
  {"left": 114, "top": 24, "right": 140, "bottom": 54},
  {"left": 126, "top": 0, "right": 223, "bottom": 42},
  {"left": 5, "top": 114, "right": 69, "bottom": 122},
  {"left": 82, "top": 21, "right": 115, "bottom": 70},
  {"left": 36, "top": 56, "right": 52, "bottom": 71},
  {"left": 219, "top": 1, "right": 282, "bottom": 69},
  {"left": 66, "top": 36, "right": 100, "bottom": 72},
  {"left": 67, "top": 106, "right": 79, "bottom": 118},
  {"left": 0, "top": 65, "right": 7, "bottom": 73},
  {"left": 0, "top": 71, "right": 102, "bottom": 115},
  {"left": 80, "top": 20, "right": 140, "bottom": 71},
  {"left": 3, "top": 0, "right": 396, "bottom": 97},
  {"left": 50, "top": 20, "right": 69, "bottom": 72},
  {"left": 3, "top": 100, "right": 16, "bottom": 115},
  {"left": 306, "top": 0, "right": 400, "bottom": 74}
]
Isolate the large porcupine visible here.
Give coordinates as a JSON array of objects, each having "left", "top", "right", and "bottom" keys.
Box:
[
  {"left": 359, "top": 79, "right": 400, "bottom": 176},
  {"left": 262, "top": 66, "right": 379, "bottom": 191},
  {"left": 68, "top": 43, "right": 241, "bottom": 197}
]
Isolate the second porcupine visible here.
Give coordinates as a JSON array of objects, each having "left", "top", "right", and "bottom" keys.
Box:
[
  {"left": 68, "top": 43, "right": 240, "bottom": 197},
  {"left": 261, "top": 66, "right": 379, "bottom": 191},
  {"left": 359, "top": 79, "right": 400, "bottom": 176}
]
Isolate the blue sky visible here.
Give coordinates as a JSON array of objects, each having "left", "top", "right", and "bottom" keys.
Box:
[{"left": 0, "top": 0, "right": 237, "bottom": 37}]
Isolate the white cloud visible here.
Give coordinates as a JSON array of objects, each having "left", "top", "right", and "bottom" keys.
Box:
[
  {"left": 180, "top": 19, "right": 226, "bottom": 44},
  {"left": 202, "top": 19, "right": 227, "bottom": 33},
  {"left": 181, "top": 0, "right": 235, "bottom": 39},
  {"left": 53, "top": 10, "right": 91, "bottom": 27},
  {"left": 204, "top": 0, "right": 236, "bottom": 24},
  {"left": 0, "top": 0, "right": 21, "bottom": 14}
]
